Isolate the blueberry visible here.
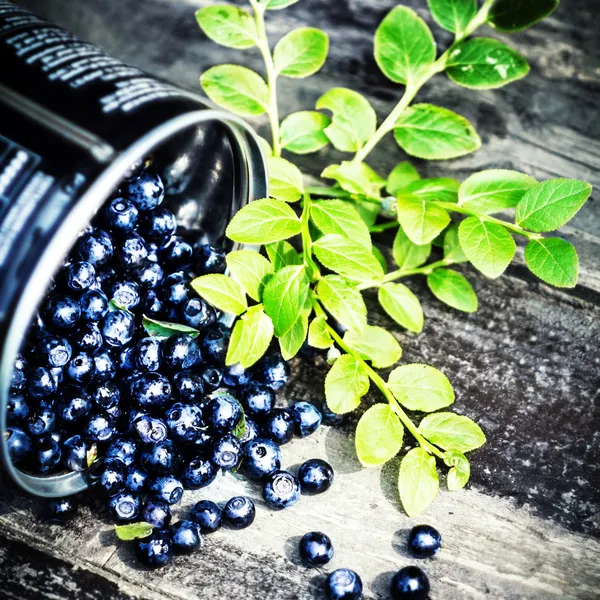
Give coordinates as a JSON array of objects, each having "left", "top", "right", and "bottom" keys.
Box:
[
  {"left": 101, "top": 197, "right": 139, "bottom": 233},
  {"left": 130, "top": 372, "right": 172, "bottom": 410},
  {"left": 7, "top": 394, "right": 31, "bottom": 424},
  {"left": 172, "top": 370, "right": 204, "bottom": 402},
  {"left": 108, "top": 280, "right": 140, "bottom": 311},
  {"left": 44, "top": 497, "right": 78, "bottom": 524},
  {"left": 141, "top": 500, "right": 171, "bottom": 528},
  {"left": 241, "top": 384, "right": 274, "bottom": 420},
  {"left": 299, "top": 531, "right": 334, "bottom": 567},
  {"left": 36, "top": 336, "right": 72, "bottom": 368},
  {"left": 325, "top": 569, "right": 363, "bottom": 600},
  {"left": 159, "top": 236, "right": 193, "bottom": 269},
  {"left": 170, "top": 520, "right": 202, "bottom": 554},
  {"left": 93, "top": 349, "right": 117, "bottom": 382},
  {"left": 79, "top": 290, "right": 108, "bottom": 322},
  {"left": 391, "top": 566, "right": 430, "bottom": 600},
  {"left": 146, "top": 241, "right": 159, "bottom": 262},
  {"left": 66, "top": 352, "right": 94, "bottom": 384},
  {"left": 62, "top": 434, "right": 88, "bottom": 471},
  {"left": 134, "top": 530, "right": 172, "bottom": 569},
  {"left": 222, "top": 363, "right": 251, "bottom": 388},
  {"left": 165, "top": 403, "right": 204, "bottom": 444},
  {"left": 126, "top": 465, "right": 148, "bottom": 493},
  {"left": 94, "top": 458, "right": 126, "bottom": 496},
  {"left": 190, "top": 500, "right": 222, "bottom": 534},
  {"left": 148, "top": 475, "right": 184, "bottom": 505},
  {"left": 195, "top": 243, "right": 226, "bottom": 275},
  {"left": 203, "top": 393, "right": 242, "bottom": 434},
  {"left": 92, "top": 382, "right": 121, "bottom": 411},
  {"left": 117, "top": 346, "right": 136, "bottom": 373},
  {"left": 33, "top": 436, "right": 62, "bottom": 472},
  {"left": 124, "top": 170, "right": 164, "bottom": 212},
  {"left": 254, "top": 353, "right": 289, "bottom": 390},
  {"left": 222, "top": 496, "right": 255, "bottom": 530},
  {"left": 101, "top": 309, "right": 135, "bottom": 347},
  {"left": 292, "top": 402, "right": 322, "bottom": 438},
  {"left": 200, "top": 366, "right": 223, "bottom": 392},
  {"left": 139, "top": 290, "right": 165, "bottom": 319},
  {"left": 115, "top": 233, "right": 148, "bottom": 268},
  {"left": 138, "top": 207, "right": 176, "bottom": 243},
  {"left": 75, "top": 229, "right": 113, "bottom": 266},
  {"left": 27, "top": 401, "right": 56, "bottom": 437},
  {"left": 181, "top": 298, "right": 216, "bottom": 330},
  {"left": 10, "top": 354, "right": 28, "bottom": 392},
  {"left": 106, "top": 437, "right": 137, "bottom": 467},
  {"left": 407, "top": 525, "right": 442, "bottom": 558},
  {"left": 181, "top": 457, "right": 218, "bottom": 490},
  {"left": 132, "top": 414, "right": 168, "bottom": 444},
  {"left": 134, "top": 337, "right": 162, "bottom": 372},
  {"left": 200, "top": 328, "right": 229, "bottom": 365},
  {"left": 211, "top": 434, "right": 241, "bottom": 470},
  {"left": 6, "top": 427, "right": 32, "bottom": 463},
  {"left": 109, "top": 491, "right": 141, "bottom": 522},
  {"left": 263, "top": 470, "right": 301, "bottom": 510},
  {"left": 44, "top": 295, "right": 82, "bottom": 330},
  {"left": 65, "top": 261, "right": 96, "bottom": 292},
  {"left": 71, "top": 322, "right": 103, "bottom": 354},
  {"left": 133, "top": 260, "right": 164, "bottom": 290},
  {"left": 49, "top": 366, "right": 64, "bottom": 388},
  {"left": 242, "top": 438, "right": 281, "bottom": 481},
  {"left": 240, "top": 417, "right": 259, "bottom": 445},
  {"left": 56, "top": 385, "right": 91, "bottom": 425},
  {"left": 161, "top": 271, "right": 191, "bottom": 306},
  {"left": 298, "top": 459, "right": 334, "bottom": 495},
  {"left": 140, "top": 440, "right": 180, "bottom": 474},
  {"left": 261, "top": 408, "right": 294, "bottom": 445},
  {"left": 84, "top": 413, "right": 116, "bottom": 443}
]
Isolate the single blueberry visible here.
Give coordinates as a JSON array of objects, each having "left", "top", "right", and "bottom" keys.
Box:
[
  {"left": 298, "top": 459, "right": 334, "bottom": 495},
  {"left": 203, "top": 393, "right": 242, "bottom": 434},
  {"left": 391, "top": 566, "right": 430, "bottom": 600},
  {"left": 139, "top": 290, "right": 165, "bottom": 318},
  {"left": 222, "top": 363, "right": 251, "bottom": 388},
  {"left": 44, "top": 497, "right": 78, "bottom": 524},
  {"left": 108, "top": 280, "right": 140, "bottom": 311},
  {"left": 181, "top": 457, "right": 218, "bottom": 490},
  {"left": 161, "top": 271, "right": 191, "bottom": 306},
  {"left": 134, "top": 531, "right": 172, "bottom": 569},
  {"left": 241, "top": 384, "right": 274, "bottom": 420},
  {"left": 93, "top": 349, "right": 117, "bottom": 382},
  {"left": 56, "top": 385, "right": 92, "bottom": 425},
  {"left": 165, "top": 403, "right": 204, "bottom": 444},
  {"left": 117, "top": 346, "right": 136, "bottom": 372},
  {"left": 62, "top": 434, "right": 88, "bottom": 471},
  {"left": 299, "top": 531, "right": 334, "bottom": 567},
  {"left": 6, "top": 427, "right": 32, "bottom": 463},
  {"left": 125, "top": 465, "right": 148, "bottom": 493},
  {"left": 7, "top": 394, "right": 31, "bottom": 424},
  {"left": 79, "top": 290, "right": 108, "bottom": 322},
  {"left": 130, "top": 372, "right": 172, "bottom": 410},
  {"left": 108, "top": 491, "right": 141, "bottom": 522},
  {"left": 261, "top": 408, "right": 294, "bottom": 445},
  {"left": 66, "top": 352, "right": 94, "bottom": 384},
  {"left": 115, "top": 233, "right": 148, "bottom": 269},
  {"left": 124, "top": 170, "right": 164, "bottom": 212},
  {"left": 133, "top": 260, "right": 163, "bottom": 290},
  {"left": 159, "top": 236, "right": 193, "bottom": 269},
  {"left": 134, "top": 337, "right": 163, "bottom": 372},
  {"left": 84, "top": 413, "right": 116, "bottom": 443},
  {"left": 263, "top": 470, "right": 301, "bottom": 510},
  {"left": 222, "top": 496, "right": 255, "bottom": 530},
  {"left": 200, "top": 327, "right": 229, "bottom": 365},
  {"left": 132, "top": 414, "right": 168, "bottom": 445},
  {"left": 325, "top": 569, "right": 363, "bottom": 600},
  {"left": 200, "top": 366, "right": 223, "bottom": 393},
  {"left": 195, "top": 243, "right": 226, "bottom": 275},
  {"left": 106, "top": 437, "right": 137, "bottom": 467},
  {"left": 407, "top": 524, "right": 442, "bottom": 558},
  {"left": 27, "top": 366, "right": 57, "bottom": 398},
  {"left": 141, "top": 500, "right": 171, "bottom": 528},
  {"left": 138, "top": 206, "right": 176, "bottom": 243},
  {"left": 36, "top": 336, "right": 72, "bottom": 368},
  {"left": 190, "top": 500, "right": 222, "bottom": 534},
  {"left": 148, "top": 475, "right": 184, "bottom": 505},
  {"left": 253, "top": 353, "right": 289, "bottom": 390},
  {"left": 92, "top": 381, "right": 121, "bottom": 412},
  {"left": 44, "top": 295, "right": 81, "bottom": 330},
  {"left": 292, "top": 402, "right": 322, "bottom": 438},
  {"left": 101, "top": 309, "right": 135, "bottom": 347},
  {"left": 33, "top": 436, "right": 62, "bottom": 473},
  {"left": 10, "top": 354, "right": 28, "bottom": 392},
  {"left": 172, "top": 370, "right": 204, "bottom": 402},
  {"left": 242, "top": 438, "right": 281, "bottom": 481},
  {"left": 95, "top": 457, "right": 126, "bottom": 496},
  {"left": 181, "top": 298, "right": 216, "bottom": 330},
  {"left": 27, "top": 401, "right": 56, "bottom": 437},
  {"left": 101, "top": 197, "right": 139, "bottom": 234},
  {"left": 170, "top": 520, "right": 202, "bottom": 554},
  {"left": 75, "top": 229, "right": 113, "bottom": 266},
  {"left": 65, "top": 261, "right": 96, "bottom": 292},
  {"left": 162, "top": 333, "right": 200, "bottom": 371},
  {"left": 140, "top": 439, "right": 180, "bottom": 474},
  {"left": 70, "top": 322, "right": 103, "bottom": 354},
  {"left": 211, "top": 433, "right": 242, "bottom": 471}
]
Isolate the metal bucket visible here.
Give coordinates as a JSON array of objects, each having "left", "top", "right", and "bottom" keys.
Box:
[{"left": 0, "top": 0, "right": 267, "bottom": 497}]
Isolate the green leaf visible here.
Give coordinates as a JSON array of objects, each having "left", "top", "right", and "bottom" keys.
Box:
[
  {"left": 393, "top": 227, "right": 432, "bottom": 270},
  {"left": 226, "top": 306, "right": 274, "bottom": 368},
  {"left": 444, "top": 450, "right": 470, "bottom": 491},
  {"left": 268, "top": 157, "right": 304, "bottom": 202},
  {"left": 195, "top": 5, "right": 257, "bottom": 49},
  {"left": 374, "top": 6, "right": 436, "bottom": 85},
  {"left": 262, "top": 0, "right": 299, "bottom": 11},
  {"left": 313, "top": 234, "right": 384, "bottom": 283},
  {"left": 515, "top": 179, "right": 593, "bottom": 232},
  {"left": 201, "top": 65, "right": 268, "bottom": 117},
  {"left": 191, "top": 274, "right": 247, "bottom": 315},
  {"left": 317, "top": 275, "right": 367, "bottom": 333},
  {"left": 265, "top": 240, "right": 302, "bottom": 270},
  {"left": 394, "top": 104, "right": 481, "bottom": 160},
  {"left": 396, "top": 196, "right": 451, "bottom": 245},
  {"left": 399, "top": 448, "right": 439, "bottom": 517},
  {"left": 308, "top": 315, "right": 333, "bottom": 349},
  {"left": 403, "top": 178, "right": 460, "bottom": 204},
  {"left": 372, "top": 246, "right": 388, "bottom": 273},
  {"left": 233, "top": 410, "right": 247, "bottom": 440},
  {"left": 524, "top": 238, "right": 579, "bottom": 288},
  {"left": 378, "top": 284, "right": 424, "bottom": 334},
  {"left": 321, "top": 162, "right": 385, "bottom": 199},
  {"left": 324, "top": 354, "right": 370, "bottom": 414},
  {"left": 86, "top": 443, "right": 98, "bottom": 468},
  {"left": 458, "top": 169, "right": 538, "bottom": 214},
  {"left": 262, "top": 265, "right": 310, "bottom": 336},
  {"left": 280, "top": 111, "right": 331, "bottom": 154},
  {"left": 115, "top": 522, "right": 154, "bottom": 541},
  {"left": 355, "top": 404, "right": 404, "bottom": 467},
  {"left": 354, "top": 197, "right": 381, "bottom": 227},
  {"left": 388, "top": 364, "right": 454, "bottom": 411},
  {"left": 274, "top": 27, "right": 329, "bottom": 78},
  {"left": 311, "top": 200, "right": 371, "bottom": 249},
  {"left": 458, "top": 217, "right": 516, "bottom": 279},
  {"left": 443, "top": 224, "right": 467, "bottom": 263},
  {"left": 427, "top": 0, "right": 477, "bottom": 34},
  {"left": 226, "top": 251, "right": 274, "bottom": 302},
  {"left": 387, "top": 162, "right": 420, "bottom": 196},
  {"left": 257, "top": 135, "right": 273, "bottom": 157},
  {"left": 226, "top": 198, "right": 302, "bottom": 244},
  {"left": 419, "top": 412, "right": 486, "bottom": 452},
  {"left": 279, "top": 311, "right": 309, "bottom": 360},
  {"left": 344, "top": 326, "right": 402, "bottom": 369},
  {"left": 488, "top": 0, "right": 559, "bottom": 32},
  {"left": 316, "top": 88, "right": 377, "bottom": 152},
  {"left": 446, "top": 38, "right": 530, "bottom": 90},
  {"left": 427, "top": 268, "right": 478, "bottom": 312},
  {"left": 142, "top": 316, "right": 200, "bottom": 339}
]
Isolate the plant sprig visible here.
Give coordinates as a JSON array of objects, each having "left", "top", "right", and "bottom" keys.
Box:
[{"left": 194, "top": 0, "right": 591, "bottom": 516}]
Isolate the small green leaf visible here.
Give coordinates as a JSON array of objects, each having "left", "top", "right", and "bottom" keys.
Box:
[
  {"left": 444, "top": 450, "right": 471, "bottom": 491},
  {"left": 321, "top": 162, "right": 385, "bottom": 199},
  {"left": 257, "top": 135, "right": 273, "bottom": 157},
  {"left": 265, "top": 240, "right": 302, "bottom": 270},
  {"left": 419, "top": 412, "right": 486, "bottom": 452},
  {"left": 524, "top": 238, "right": 579, "bottom": 288},
  {"left": 115, "top": 522, "right": 154, "bottom": 541},
  {"left": 403, "top": 178, "right": 460, "bottom": 204},
  {"left": 226, "top": 306, "right": 274, "bottom": 368},
  {"left": 317, "top": 275, "right": 367, "bottom": 333},
  {"left": 142, "top": 316, "right": 200, "bottom": 339},
  {"left": 268, "top": 157, "right": 304, "bottom": 202},
  {"left": 399, "top": 448, "right": 439, "bottom": 517},
  {"left": 108, "top": 299, "right": 132, "bottom": 314},
  {"left": 372, "top": 246, "right": 388, "bottom": 273},
  {"left": 324, "top": 354, "right": 370, "bottom": 414},
  {"left": 374, "top": 6, "right": 436, "bottom": 85},
  {"left": 427, "top": 0, "right": 477, "bottom": 34},
  {"left": 355, "top": 404, "right": 404, "bottom": 467},
  {"left": 393, "top": 227, "right": 432, "bottom": 270},
  {"left": 443, "top": 224, "right": 467, "bottom": 263},
  {"left": 311, "top": 200, "right": 371, "bottom": 249},
  {"left": 308, "top": 315, "right": 333, "bottom": 349},
  {"left": 515, "top": 179, "right": 593, "bottom": 232},
  {"left": 226, "top": 251, "right": 273, "bottom": 302},
  {"left": 226, "top": 198, "right": 302, "bottom": 244},
  {"left": 427, "top": 268, "right": 478, "bottom": 312},
  {"left": 344, "top": 326, "right": 402, "bottom": 369},
  {"left": 262, "top": 0, "right": 299, "bottom": 9},
  {"left": 458, "top": 217, "right": 516, "bottom": 279},
  {"left": 190, "top": 274, "right": 247, "bottom": 315},
  {"left": 274, "top": 27, "right": 329, "bottom": 78},
  {"left": 201, "top": 65, "right": 268, "bottom": 117},
  {"left": 313, "top": 234, "right": 384, "bottom": 283},
  {"left": 387, "top": 162, "right": 420, "bottom": 196},
  {"left": 488, "top": 0, "right": 559, "bottom": 32},
  {"left": 233, "top": 410, "right": 247, "bottom": 440},
  {"left": 388, "top": 364, "right": 454, "bottom": 411},
  {"left": 195, "top": 6, "right": 257, "bottom": 49},
  {"left": 394, "top": 104, "right": 481, "bottom": 160},
  {"left": 279, "top": 311, "right": 309, "bottom": 360},
  {"left": 378, "top": 283, "right": 424, "bottom": 334},
  {"left": 396, "top": 196, "right": 451, "bottom": 245},
  {"left": 458, "top": 169, "right": 537, "bottom": 214},
  {"left": 280, "top": 111, "right": 331, "bottom": 154},
  {"left": 316, "top": 88, "right": 377, "bottom": 152},
  {"left": 262, "top": 265, "right": 310, "bottom": 336},
  {"left": 354, "top": 197, "right": 381, "bottom": 227},
  {"left": 446, "top": 38, "right": 530, "bottom": 90}
]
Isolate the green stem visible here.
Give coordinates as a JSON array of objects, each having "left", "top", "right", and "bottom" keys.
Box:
[
  {"left": 306, "top": 186, "right": 383, "bottom": 206},
  {"left": 356, "top": 259, "right": 453, "bottom": 291},
  {"left": 301, "top": 191, "right": 319, "bottom": 279}
]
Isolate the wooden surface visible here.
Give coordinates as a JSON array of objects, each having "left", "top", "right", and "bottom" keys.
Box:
[{"left": 5, "top": 0, "right": 600, "bottom": 598}]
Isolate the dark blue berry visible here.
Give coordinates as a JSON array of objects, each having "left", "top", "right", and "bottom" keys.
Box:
[
  {"left": 124, "top": 171, "right": 164, "bottom": 212},
  {"left": 75, "top": 229, "right": 113, "bottom": 266},
  {"left": 262, "top": 409, "right": 294, "bottom": 445},
  {"left": 132, "top": 414, "right": 168, "bottom": 444},
  {"left": 57, "top": 385, "right": 91, "bottom": 425},
  {"left": 263, "top": 470, "right": 301, "bottom": 510},
  {"left": 6, "top": 427, "right": 32, "bottom": 463},
  {"left": 71, "top": 322, "right": 103, "bottom": 354},
  {"left": 159, "top": 236, "right": 193, "bottom": 269},
  {"left": 10, "top": 354, "right": 28, "bottom": 392},
  {"left": 165, "top": 403, "right": 204, "bottom": 444},
  {"left": 126, "top": 465, "right": 148, "bottom": 493},
  {"left": 62, "top": 434, "right": 88, "bottom": 471},
  {"left": 7, "top": 394, "right": 31, "bottom": 424},
  {"left": 66, "top": 352, "right": 94, "bottom": 384},
  {"left": 95, "top": 458, "right": 126, "bottom": 496},
  {"left": 49, "top": 366, "right": 64, "bottom": 388},
  {"left": 195, "top": 243, "right": 226, "bottom": 275},
  {"left": 148, "top": 475, "right": 184, "bottom": 505},
  {"left": 130, "top": 372, "right": 172, "bottom": 410},
  {"left": 79, "top": 290, "right": 108, "bottom": 322},
  {"left": 139, "top": 207, "right": 176, "bottom": 243},
  {"left": 146, "top": 241, "right": 159, "bottom": 262},
  {"left": 65, "top": 261, "right": 96, "bottom": 292},
  {"left": 242, "top": 438, "right": 281, "bottom": 481},
  {"left": 391, "top": 566, "right": 430, "bottom": 600},
  {"left": 115, "top": 233, "right": 148, "bottom": 268},
  {"left": 325, "top": 569, "right": 363, "bottom": 600},
  {"left": 222, "top": 362, "right": 251, "bottom": 387},
  {"left": 140, "top": 440, "right": 180, "bottom": 474},
  {"left": 33, "top": 436, "right": 62, "bottom": 472},
  {"left": 117, "top": 346, "right": 136, "bottom": 372},
  {"left": 45, "top": 295, "right": 81, "bottom": 330},
  {"left": 204, "top": 393, "right": 242, "bottom": 434},
  {"left": 36, "top": 336, "right": 72, "bottom": 368},
  {"left": 101, "top": 309, "right": 135, "bottom": 347},
  {"left": 298, "top": 459, "right": 334, "bottom": 495},
  {"left": 134, "top": 531, "right": 172, "bottom": 569},
  {"left": 27, "top": 366, "right": 57, "bottom": 399},
  {"left": 222, "top": 496, "right": 255, "bottom": 530},
  {"left": 190, "top": 500, "right": 222, "bottom": 534},
  {"left": 109, "top": 491, "right": 141, "bottom": 522},
  {"left": 27, "top": 401, "right": 56, "bottom": 437},
  {"left": 200, "top": 327, "right": 229, "bottom": 365},
  {"left": 161, "top": 271, "right": 191, "bottom": 306},
  {"left": 172, "top": 370, "right": 204, "bottom": 402},
  {"left": 240, "top": 417, "right": 259, "bottom": 445},
  {"left": 134, "top": 337, "right": 162, "bottom": 372},
  {"left": 84, "top": 413, "right": 116, "bottom": 443},
  {"left": 407, "top": 525, "right": 442, "bottom": 558},
  {"left": 181, "top": 298, "right": 216, "bottom": 329},
  {"left": 106, "top": 437, "right": 137, "bottom": 467},
  {"left": 299, "top": 531, "right": 334, "bottom": 567},
  {"left": 200, "top": 365, "right": 223, "bottom": 392},
  {"left": 92, "top": 382, "right": 120, "bottom": 411},
  {"left": 101, "top": 197, "right": 139, "bottom": 233},
  {"left": 170, "top": 520, "right": 202, "bottom": 554},
  {"left": 44, "top": 497, "right": 78, "bottom": 524},
  {"left": 133, "top": 260, "right": 164, "bottom": 290},
  {"left": 139, "top": 290, "right": 165, "bottom": 318},
  {"left": 254, "top": 353, "right": 289, "bottom": 390},
  {"left": 181, "top": 457, "right": 217, "bottom": 490},
  {"left": 108, "top": 280, "right": 140, "bottom": 311},
  {"left": 241, "top": 384, "right": 274, "bottom": 420},
  {"left": 321, "top": 401, "right": 344, "bottom": 426},
  {"left": 93, "top": 349, "right": 116, "bottom": 382},
  {"left": 211, "top": 434, "right": 241, "bottom": 470},
  {"left": 141, "top": 500, "right": 171, "bottom": 528}
]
